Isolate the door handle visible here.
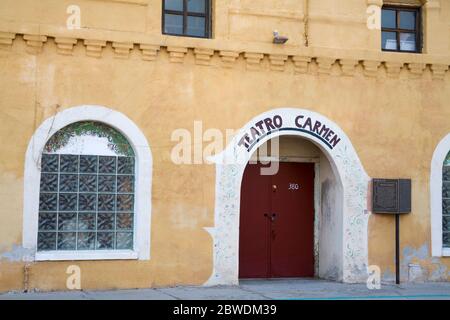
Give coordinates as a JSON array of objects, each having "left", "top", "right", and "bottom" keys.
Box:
[{"left": 264, "top": 213, "right": 277, "bottom": 222}]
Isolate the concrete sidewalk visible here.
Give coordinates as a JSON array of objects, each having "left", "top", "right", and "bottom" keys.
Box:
[{"left": 1, "top": 279, "right": 450, "bottom": 300}]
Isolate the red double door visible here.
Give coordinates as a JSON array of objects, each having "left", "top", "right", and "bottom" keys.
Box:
[{"left": 239, "top": 162, "right": 315, "bottom": 279}]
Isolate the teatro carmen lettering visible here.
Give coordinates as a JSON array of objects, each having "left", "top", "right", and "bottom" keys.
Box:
[{"left": 238, "top": 114, "right": 342, "bottom": 151}]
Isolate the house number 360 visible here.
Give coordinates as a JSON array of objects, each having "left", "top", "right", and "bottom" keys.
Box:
[{"left": 288, "top": 183, "right": 300, "bottom": 190}]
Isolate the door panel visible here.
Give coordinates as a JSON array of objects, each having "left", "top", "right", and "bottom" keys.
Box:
[
  {"left": 239, "top": 161, "right": 315, "bottom": 279},
  {"left": 270, "top": 162, "right": 315, "bottom": 277},
  {"left": 239, "top": 163, "right": 272, "bottom": 278}
]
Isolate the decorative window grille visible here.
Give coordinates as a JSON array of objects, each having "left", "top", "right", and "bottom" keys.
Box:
[
  {"left": 37, "top": 121, "right": 135, "bottom": 251},
  {"left": 443, "top": 151, "right": 450, "bottom": 248}
]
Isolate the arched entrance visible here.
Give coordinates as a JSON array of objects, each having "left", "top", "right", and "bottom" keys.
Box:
[{"left": 205, "top": 108, "right": 370, "bottom": 285}]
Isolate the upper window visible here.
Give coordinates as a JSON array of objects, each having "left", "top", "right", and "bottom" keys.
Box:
[
  {"left": 381, "top": 6, "right": 421, "bottom": 53},
  {"left": 162, "top": 0, "right": 211, "bottom": 38},
  {"left": 443, "top": 151, "right": 450, "bottom": 248},
  {"left": 37, "top": 121, "right": 135, "bottom": 252}
]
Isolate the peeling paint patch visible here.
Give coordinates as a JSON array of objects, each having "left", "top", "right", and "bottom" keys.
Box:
[
  {"left": 0, "top": 245, "right": 34, "bottom": 262},
  {"left": 400, "top": 244, "right": 449, "bottom": 282}
]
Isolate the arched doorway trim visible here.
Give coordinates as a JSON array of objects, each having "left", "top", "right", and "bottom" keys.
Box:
[{"left": 205, "top": 108, "right": 370, "bottom": 285}]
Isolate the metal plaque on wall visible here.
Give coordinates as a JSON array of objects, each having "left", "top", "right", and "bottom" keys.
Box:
[{"left": 372, "top": 179, "right": 411, "bottom": 214}]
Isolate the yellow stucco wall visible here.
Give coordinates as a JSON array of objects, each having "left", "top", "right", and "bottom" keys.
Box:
[{"left": 0, "top": 0, "right": 449, "bottom": 292}]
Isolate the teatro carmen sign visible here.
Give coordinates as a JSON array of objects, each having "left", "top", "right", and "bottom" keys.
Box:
[{"left": 237, "top": 113, "right": 342, "bottom": 152}]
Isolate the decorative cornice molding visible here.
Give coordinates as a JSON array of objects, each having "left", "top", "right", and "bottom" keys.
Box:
[
  {"left": 0, "top": 32, "right": 16, "bottom": 49},
  {"left": 23, "top": 34, "right": 47, "bottom": 54},
  {"left": 0, "top": 32, "right": 448, "bottom": 81},
  {"left": 140, "top": 44, "right": 160, "bottom": 61},
  {"left": 316, "top": 57, "right": 335, "bottom": 75},
  {"left": 363, "top": 60, "right": 381, "bottom": 77},
  {"left": 408, "top": 63, "right": 426, "bottom": 79},
  {"left": 112, "top": 42, "right": 134, "bottom": 59},
  {"left": 385, "top": 61, "right": 403, "bottom": 78},
  {"left": 219, "top": 50, "right": 240, "bottom": 68},
  {"left": 194, "top": 48, "right": 214, "bottom": 66},
  {"left": 54, "top": 37, "right": 77, "bottom": 55},
  {"left": 292, "top": 56, "right": 311, "bottom": 74},
  {"left": 84, "top": 39, "right": 106, "bottom": 58},
  {"left": 340, "top": 59, "right": 359, "bottom": 76},
  {"left": 167, "top": 46, "right": 188, "bottom": 63},
  {"left": 431, "top": 64, "right": 448, "bottom": 80},
  {"left": 244, "top": 52, "right": 264, "bottom": 71},
  {"left": 269, "top": 54, "right": 288, "bottom": 72}
]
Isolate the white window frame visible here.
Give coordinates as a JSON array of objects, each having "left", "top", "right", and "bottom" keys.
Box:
[
  {"left": 431, "top": 133, "right": 450, "bottom": 257},
  {"left": 23, "top": 105, "right": 152, "bottom": 261}
]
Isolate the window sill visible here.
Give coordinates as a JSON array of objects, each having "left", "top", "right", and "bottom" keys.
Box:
[{"left": 35, "top": 250, "right": 138, "bottom": 261}]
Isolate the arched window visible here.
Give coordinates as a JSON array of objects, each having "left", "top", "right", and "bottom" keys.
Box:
[
  {"left": 443, "top": 151, "right": 450, "bottom": 248},
  {"left": 431, "top": 134, "right": 450, "bottom": 257},
  {"left": 23, "top": 105, "right": 152, "bottom": 261},
  {"left": 38, "top": 121, "right": 136, "bottom": 252}
]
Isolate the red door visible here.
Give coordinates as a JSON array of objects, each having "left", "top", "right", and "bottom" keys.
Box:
[{"left": 239, "top": 162, "right": 315, "bottom": 279}]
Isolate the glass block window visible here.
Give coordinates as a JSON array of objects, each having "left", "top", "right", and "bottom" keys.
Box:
[
  {"left": 381, "top": 6, "right": 421, "bottom": 53},
  {"left": 443, "top": 151, "right": 450, "bottom": 248},
  {"left": 37, "top": 121, "right": 135, "bottom": 252},
  {"left": 162, "top": 0, "right": 211, "bottom": 38}
]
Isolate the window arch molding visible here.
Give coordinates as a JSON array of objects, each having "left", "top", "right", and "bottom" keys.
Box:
[
  {"left": 431, "top": 133, "right": 450, "bottom": 257},
  {"left": 23, "top": 105, "right": 152, "bottom": 261}
]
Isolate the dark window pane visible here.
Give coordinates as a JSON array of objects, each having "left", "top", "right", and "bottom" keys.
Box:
[
  {"left": 117, "top": 175, "right": 134, "bottom": 193},
  {"left": 443, "top": 216, "right": 450, "bottom": 232},
  {"left": 41, "top": 154, "right": 59, "bottom": 173},
  {"left": 443, "top": 199, "right": 450, "bottom": 216},
  {"left": 116, "top": 232, "right": 133, "bottom": 249},
  {"left": 77, "top": 232, "right": 95, "bottom": 250},
  {"left": 97, "top": 232, "right": 114, "bottom": 249},
  {"left": 59, "top": 193, "right": 77, "bottom": 211},
  {"left": 443, "top": 182, "right": 450, "bottom": 199},
  {"left": 186, "top": 16, "right": 206, "bottom": 37},
  {"left": 164, "top": 14, "right": 183, "bottom": 35},
  {"left": 117, "top": 194, "right": 134, "bottom": 212},
  {"left": 188, "top": 0, "right": 205, "bottom": 13},
  {"left": 40, "top": 173, "right": 58, "bottom": 192},
  {"left": 97, "top": 213, "right": 115, "bottom": 230},
  {"left": 60, "top": 155, "right": 78, "bottom": 173},
  {"left": 382, "top": 31, "right": 397, "bottom": 50},
  {"left": 58, "top": 212, "right": 77, "bottom": 231},
  {"left": 444, "top": 166, "right": 450, "bottom": 181},
  {"left": 400, "top": 32, "right": 416, "bottom": 51},
  {"left": 444, "top": 232, "right": 450, "bottom": 247},
  {"left": 98, "top": 175, "right": 116, "bottom": 193},
  {"left": 382, "top": 9, "right": 396, "bottom": 29},
  {"left": 117, "top": 213, "right": 133, "bottom": 230},
  {"left": 39, "top": 193, "right": 57, "bottom": 211},
  {"left": 98, "top": 194, "right": 115, "bottom": 211},
  {"left": 57, "top": 232, "right": 76, "bottom": 250},
  {"left": 38, "top": 232, "right": 56, "bottom": 250},
  {"left": 59, "top": 174, "right": 78, "bottom": 192},
  {"left": 38, "top": 212, "right": 57, "bottom": 231},
  {"left": 165, "top": 0, "right": 183, "bottom": 11},
  {"left": 79, "top": 193, "right": 96, "bottom": 211},
  {"left": 80, "top": 155, "right": 97, "bottom": 173},
  {"left": 79, "top": 175, "right": 97, "bottom": 192},
  {"left": 78, "top": 212, "right": 96, "bottom": 230},
  {"left": 399, "top": 11, "right": 415, "bottom": 30},
  {"left": 99, "top": 156, "right": 116, "bottom": 174},
  {"left": 118, "top": 157, "right": 134, "bottom": 174}
]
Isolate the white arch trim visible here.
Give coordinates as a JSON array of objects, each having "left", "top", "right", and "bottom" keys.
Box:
[
  {"left": 23, "top": 105, "right": 152, "bottom": 261},
  {"left": 205, "top": 108, "right": 371, "bottom": 285},
  {"left": 431, "top": 133, "right": 450, "bottom": 257}
]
